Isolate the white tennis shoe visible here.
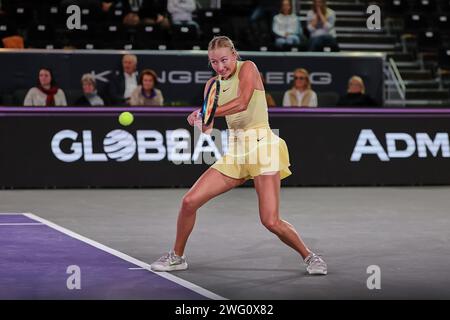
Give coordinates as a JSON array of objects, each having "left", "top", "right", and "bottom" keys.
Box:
[
  {"left": 304, "top": 252, "right": 327, "bottom": 275},
  {"left": 151, "top": 251, "right": 188, "bottom": 272}
]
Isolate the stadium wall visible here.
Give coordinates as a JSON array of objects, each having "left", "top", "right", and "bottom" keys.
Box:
[{"left": 1, "top": 107, "right": 450, "bottom": 188}]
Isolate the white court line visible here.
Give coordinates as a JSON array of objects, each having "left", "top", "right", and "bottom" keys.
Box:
[
  {"left": 0, "top": 213, "right": 27, "bottom": 215},
  {"left": 23, "top": 212, "right": 227, "bottom": 300},
  {"left": 0, "top": 223, "right": 43, "bottom": 226}
]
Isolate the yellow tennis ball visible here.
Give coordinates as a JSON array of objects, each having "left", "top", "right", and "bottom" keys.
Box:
[{"left": 119, "top": 112, "right": 134, "bottom": 126}]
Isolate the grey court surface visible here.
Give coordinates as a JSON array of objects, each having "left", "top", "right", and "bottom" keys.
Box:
[{"left": 1, "top": 186, "right": 450, "bottom": 300}]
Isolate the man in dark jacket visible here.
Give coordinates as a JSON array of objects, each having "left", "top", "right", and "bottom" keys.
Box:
[{"left": 108, "top": 54, "right": 139, "bottom": 105}]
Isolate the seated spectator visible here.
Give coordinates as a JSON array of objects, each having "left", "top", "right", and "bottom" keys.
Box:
[
  {"left": 75, "top": 73, "right": 107, "bottom": 106},
  {"left": 282, "top": 68, "right": 317, "bottom": 107},
  {"left": 260, "top": 72, "right": 276, "bottom": 107},
  {"left": 306, "top": 0, "right": 339, "bottom": 52},
  {"left": 272, "top": 0, "right": 303, "bottom": 49},
  {"left": 24, "top": 68, "right": 67, "bottom": 106},
  {"left": 337, "top": 76, "right": 379, "bottom": 107},
  {"left": 109, "top": 54, "right": 140, "bottom": 105},
  {"left": 167, "top": 0, "right": 200, "bottom": 36},
  {"left": 130, "top": 69, "right": 164, "bottom": 106}
]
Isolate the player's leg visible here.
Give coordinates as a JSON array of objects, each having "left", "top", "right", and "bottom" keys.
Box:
[
  {"left": 174, "top": 167, "right": 246, "bottom": 256},
  {"left": 254, "top": 171, "right": 327, "bottom": 274},
  {"left": 151, "top": 167, "right": 245, "bottom": 271},
  {"left": 254, "top": 171, "right": 310, "bottom": 257}
]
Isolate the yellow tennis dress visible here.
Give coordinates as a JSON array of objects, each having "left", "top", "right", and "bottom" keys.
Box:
[{"left": 211, "top": 61, "right": 292, "bottom": 180}]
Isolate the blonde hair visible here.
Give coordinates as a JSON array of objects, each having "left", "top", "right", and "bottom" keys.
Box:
[
  {"left": 348, "top": 76, "right": 365, "bottom": 94},
  {"left": 293, "top": 68, "right": 312, "bottom": 90},
  {"left": 81, "top": 73, "right": 96, "bottom": 88},
  {"left": 313, "top": 0, "right": 328, "bottom": 17},
  {"left": 208, "top": 36, "right": 240, "bottom": 59}
]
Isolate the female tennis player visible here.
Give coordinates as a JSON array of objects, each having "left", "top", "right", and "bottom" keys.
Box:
[{"left": 151, "top": 36, "right": 327, "bottom": 275}]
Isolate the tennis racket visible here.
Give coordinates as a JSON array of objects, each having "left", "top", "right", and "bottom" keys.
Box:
[{"left": 200, "top": 79, "right": 220, "bottom": 126}]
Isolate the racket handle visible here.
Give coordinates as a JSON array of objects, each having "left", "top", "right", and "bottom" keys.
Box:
[{"left": 194, "top": 115, "right": 203, "bottom": 130}]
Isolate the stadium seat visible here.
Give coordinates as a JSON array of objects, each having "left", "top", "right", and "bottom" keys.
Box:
[
  {"left": 135, "top": 24, "right": 167, "bottom": 50},
  {"left": 412, "top": 0, "right": 437, "bottom": 12},
  {"left": 107, "top": 7, "right": 126, "bottom": 24},
  {"left": 385, "top": 0, "right": 410, "bottom": 15},
  {"left": 438, "top": 0, "right": 450, "bottom": 13},
  {"left": 196, "top": 9, "right": 223, "bottom": 26},
  {"left": 438, "top": 46, "right": 450, "bottom": 69},
  {"left": 36, "top": 4, "right": 63, "bottom": 25},
  {"left": 11, "top": 6, "right": 33, "bottom": 28},
  {"left": 0, "top": 22, "right": 17, "bottom": 42},
  {"left": 63, "top": 23, "right": 96, "bottom": 49},
  {"left": 404, "top": 14, "right": 429, "bottom": 32},
  {"left": 171, "top": 24, "right": 199, "bottom": 50},
  {"left": 418, "top": 30, "right": 441, "bottom": 51},
  {"left": 97, "top": 23, "right": 133, "bottom": 49},
  {"left": 434, "top": 14, "right": 450, "bottom": 30},
  {"left": 27, "top": 24, "right": 56, "bottom": 49}
]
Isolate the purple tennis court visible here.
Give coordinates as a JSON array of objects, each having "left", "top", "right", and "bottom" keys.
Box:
[{"left": 0, "top": 213, "right": 223, "bottom": 300}]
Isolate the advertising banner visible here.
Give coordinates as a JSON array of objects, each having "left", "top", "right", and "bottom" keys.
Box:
[
  {"left": 0, "top": 50, "right": 384, "bottom": 106},
  {"left": 1, "top": 108, "right": 449, "bottom": 188}
]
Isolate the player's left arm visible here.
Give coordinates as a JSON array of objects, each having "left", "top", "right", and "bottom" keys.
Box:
[{"left": 214, "top": 61, "right": 260, "bottom": 117}]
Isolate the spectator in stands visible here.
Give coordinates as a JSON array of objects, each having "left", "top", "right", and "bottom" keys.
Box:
[
  {"left": 139, "top": 0, "right": 170, "bottom": 30},
  {"left": 130, "top": 69, "right": 164, "bottom": 106},
  {"left": 337, "top": 76, "right": 379, "bottom": 107},
  {"left": 167, "top": 0, "right": 200, "bottom": 36},
  {"left": 75, "top": 73, "right": 106, "bottom": 106},
  {"left": 272, "top": 0, "right": 303, "bottom": 50},
  {"left": 24, "top": 68, "right": 67, "bottom": 106},
  {"left": 109, "top": 54, "right": 139, "bottom": 105},
  {"left": 260, "top": 72, "right": 276, "bottom": 107},
  {"left": 306, "top": 0, "right": 339, "bottom": 52},
  {"left": 282, "top": 68, "right": 317, "bottom": 107}
]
